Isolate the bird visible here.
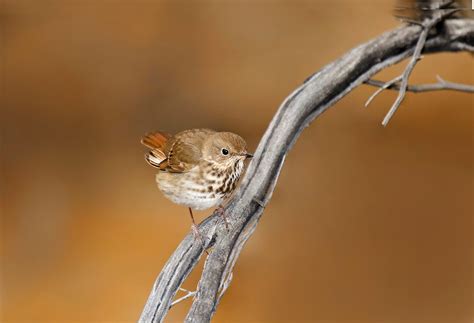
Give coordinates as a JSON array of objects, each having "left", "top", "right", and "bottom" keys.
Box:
[{"left": 141, "top": 128, "right": 252, "bottom": 243}]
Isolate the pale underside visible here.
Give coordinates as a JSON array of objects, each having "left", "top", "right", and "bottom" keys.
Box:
[{"left": 156, "top": 159, "right": 244, "bottom": 210}]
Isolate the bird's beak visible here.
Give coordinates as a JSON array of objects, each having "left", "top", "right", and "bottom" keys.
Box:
[{"left": 245, "top": 153, "right": 253, "bottom": 159}]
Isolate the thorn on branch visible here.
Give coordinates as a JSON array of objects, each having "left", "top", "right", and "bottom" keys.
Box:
[
  {"left": 253, "top": 197, "right": 266, "bottom": 208},
  {"left": 435, "top": 74, "right": 445, "bottom": 84}
]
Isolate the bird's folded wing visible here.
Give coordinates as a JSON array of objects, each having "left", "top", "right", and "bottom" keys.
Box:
[
  {"left": 163, "top": 138, "right": 201, "bottom": 173},
  {"left": 141, "top": 131, "right": 201, "bottom": 173}
]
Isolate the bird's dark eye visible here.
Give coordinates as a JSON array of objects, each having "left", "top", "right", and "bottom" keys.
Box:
[{"left": 221, "top": 148, "right": 229, "bottom": 156}]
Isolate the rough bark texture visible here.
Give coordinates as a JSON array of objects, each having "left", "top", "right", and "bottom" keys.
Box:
[{"left": 139, "top": 17, "right": 474, "bottom": 323}]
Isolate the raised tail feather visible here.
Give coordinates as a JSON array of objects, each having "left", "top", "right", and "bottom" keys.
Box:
[{"left": 141, "top": 131, "right": 171, "bottom": 169}]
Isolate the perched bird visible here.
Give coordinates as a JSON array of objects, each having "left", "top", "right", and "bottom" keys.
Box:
[{"left": 141, "top": 128, "right": 252, "bottom": 239}]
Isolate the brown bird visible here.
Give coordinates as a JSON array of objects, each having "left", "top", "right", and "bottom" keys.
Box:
[{"left": 141, "top": 128, "right": 252, "bottom": 239}]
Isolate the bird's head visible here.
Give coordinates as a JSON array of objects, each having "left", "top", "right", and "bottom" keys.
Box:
[{"left": 203, "top": 132, "right": 252, "bottom": 167}]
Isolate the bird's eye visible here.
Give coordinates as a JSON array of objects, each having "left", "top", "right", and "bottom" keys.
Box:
[{"left": 221, "top": 148, "right": 229, "bottom": 156}]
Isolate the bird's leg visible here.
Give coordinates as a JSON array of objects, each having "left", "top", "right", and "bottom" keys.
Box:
[
  {"left": 188, "top": 207, "right": 209, "bottom": 255},
  {"left": 216, "top": 205, "right": 230, "bottom": 232}
]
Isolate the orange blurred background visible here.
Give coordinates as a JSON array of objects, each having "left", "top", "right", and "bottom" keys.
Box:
[{"left": 1, "top": 1, "right": 472, "bottom": 322}]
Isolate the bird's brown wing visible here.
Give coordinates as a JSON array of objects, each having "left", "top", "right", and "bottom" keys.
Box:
[
  {"left": 141, "top": 129, "right": 212, "bottom": 173},
  {"left": 162, "top": 129, "right": 215, "bottom": 172},
  {"left": 161, "top": 137, "right": 202, "bottom": 172}
]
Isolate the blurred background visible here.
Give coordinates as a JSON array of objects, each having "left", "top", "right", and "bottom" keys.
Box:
[{"left": 1, "top": 1, "right": 472, "bottom": 322}]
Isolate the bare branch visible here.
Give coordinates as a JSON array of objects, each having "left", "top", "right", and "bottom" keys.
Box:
[
  {"left": 381, "top": 28, "right": 427, "bottom": 124},
  {"left": 380, "top": 8, "right": 461, "bottom": 126},
  {"left": 365, "top": 76, "right": 474, "bottom": 93},
  {"left": 138, "top": 17, "right": 474, "bottom": 323},
  {"left": 365, "top": 75, "right": 403, "bottom": 107}
]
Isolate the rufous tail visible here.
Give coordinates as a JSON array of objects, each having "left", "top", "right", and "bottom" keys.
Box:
[{"left": 141, "top": 131, "right": 171, "bottom": 168}]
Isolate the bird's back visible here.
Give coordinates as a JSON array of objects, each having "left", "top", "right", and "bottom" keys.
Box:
[{"left": 141, "top": 128, "right": 215, "bottom": 172}]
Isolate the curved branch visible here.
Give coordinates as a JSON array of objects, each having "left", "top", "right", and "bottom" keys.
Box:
[{"left": 139, "top": 17, "right": 474, "bottom": 323}]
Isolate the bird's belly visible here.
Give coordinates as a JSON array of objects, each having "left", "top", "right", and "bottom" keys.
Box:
[{"left": 155, "top": 171, "right": 224, "bottom": 210}]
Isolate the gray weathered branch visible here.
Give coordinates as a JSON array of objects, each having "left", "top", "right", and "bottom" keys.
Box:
[
  {"left": 372, "top": 7, "right": 461, "bottom": 126},
  {"left": 139, "top": 17, "right": 473, "bottom": 323},
  {"left": 365, "top": 76, "right": 474, "bottom": 93}
]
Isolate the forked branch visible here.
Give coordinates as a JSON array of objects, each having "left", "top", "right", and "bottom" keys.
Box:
[
  {"left": 365, "top": 7, "right": 463, "bottom": 126},
  {"left": 139, "top": 15, "right": 473, "bottom": 323}
]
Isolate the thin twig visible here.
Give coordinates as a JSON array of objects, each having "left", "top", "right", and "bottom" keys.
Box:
[
  {"left": 379, "top": 8, "right": 461, "bottom": 126},
  {"left": 382, "top": 24, "right": 429, "bottom": 125},
  {"left": 365, "top": 76, "right": 474, "bottom": 93},
  {"left": 394, "top": 15, "right": 424, "bottom": 26},
  {"left": 365, "top": 75, "right": 403, "bottom": 107},
  {"left": 171, "top": 291, "right": 196, "bottom": 307}
]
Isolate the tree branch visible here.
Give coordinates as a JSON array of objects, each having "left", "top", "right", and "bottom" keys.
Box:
[
  {"left": 378, "top": 7, "right": 461, "bottom": 126},
  {"left": 139, "top": 17, "right": 473, "bottom": 323},
  {"left": 365, "top": 76, "right": 474, "bottom": 93}
]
